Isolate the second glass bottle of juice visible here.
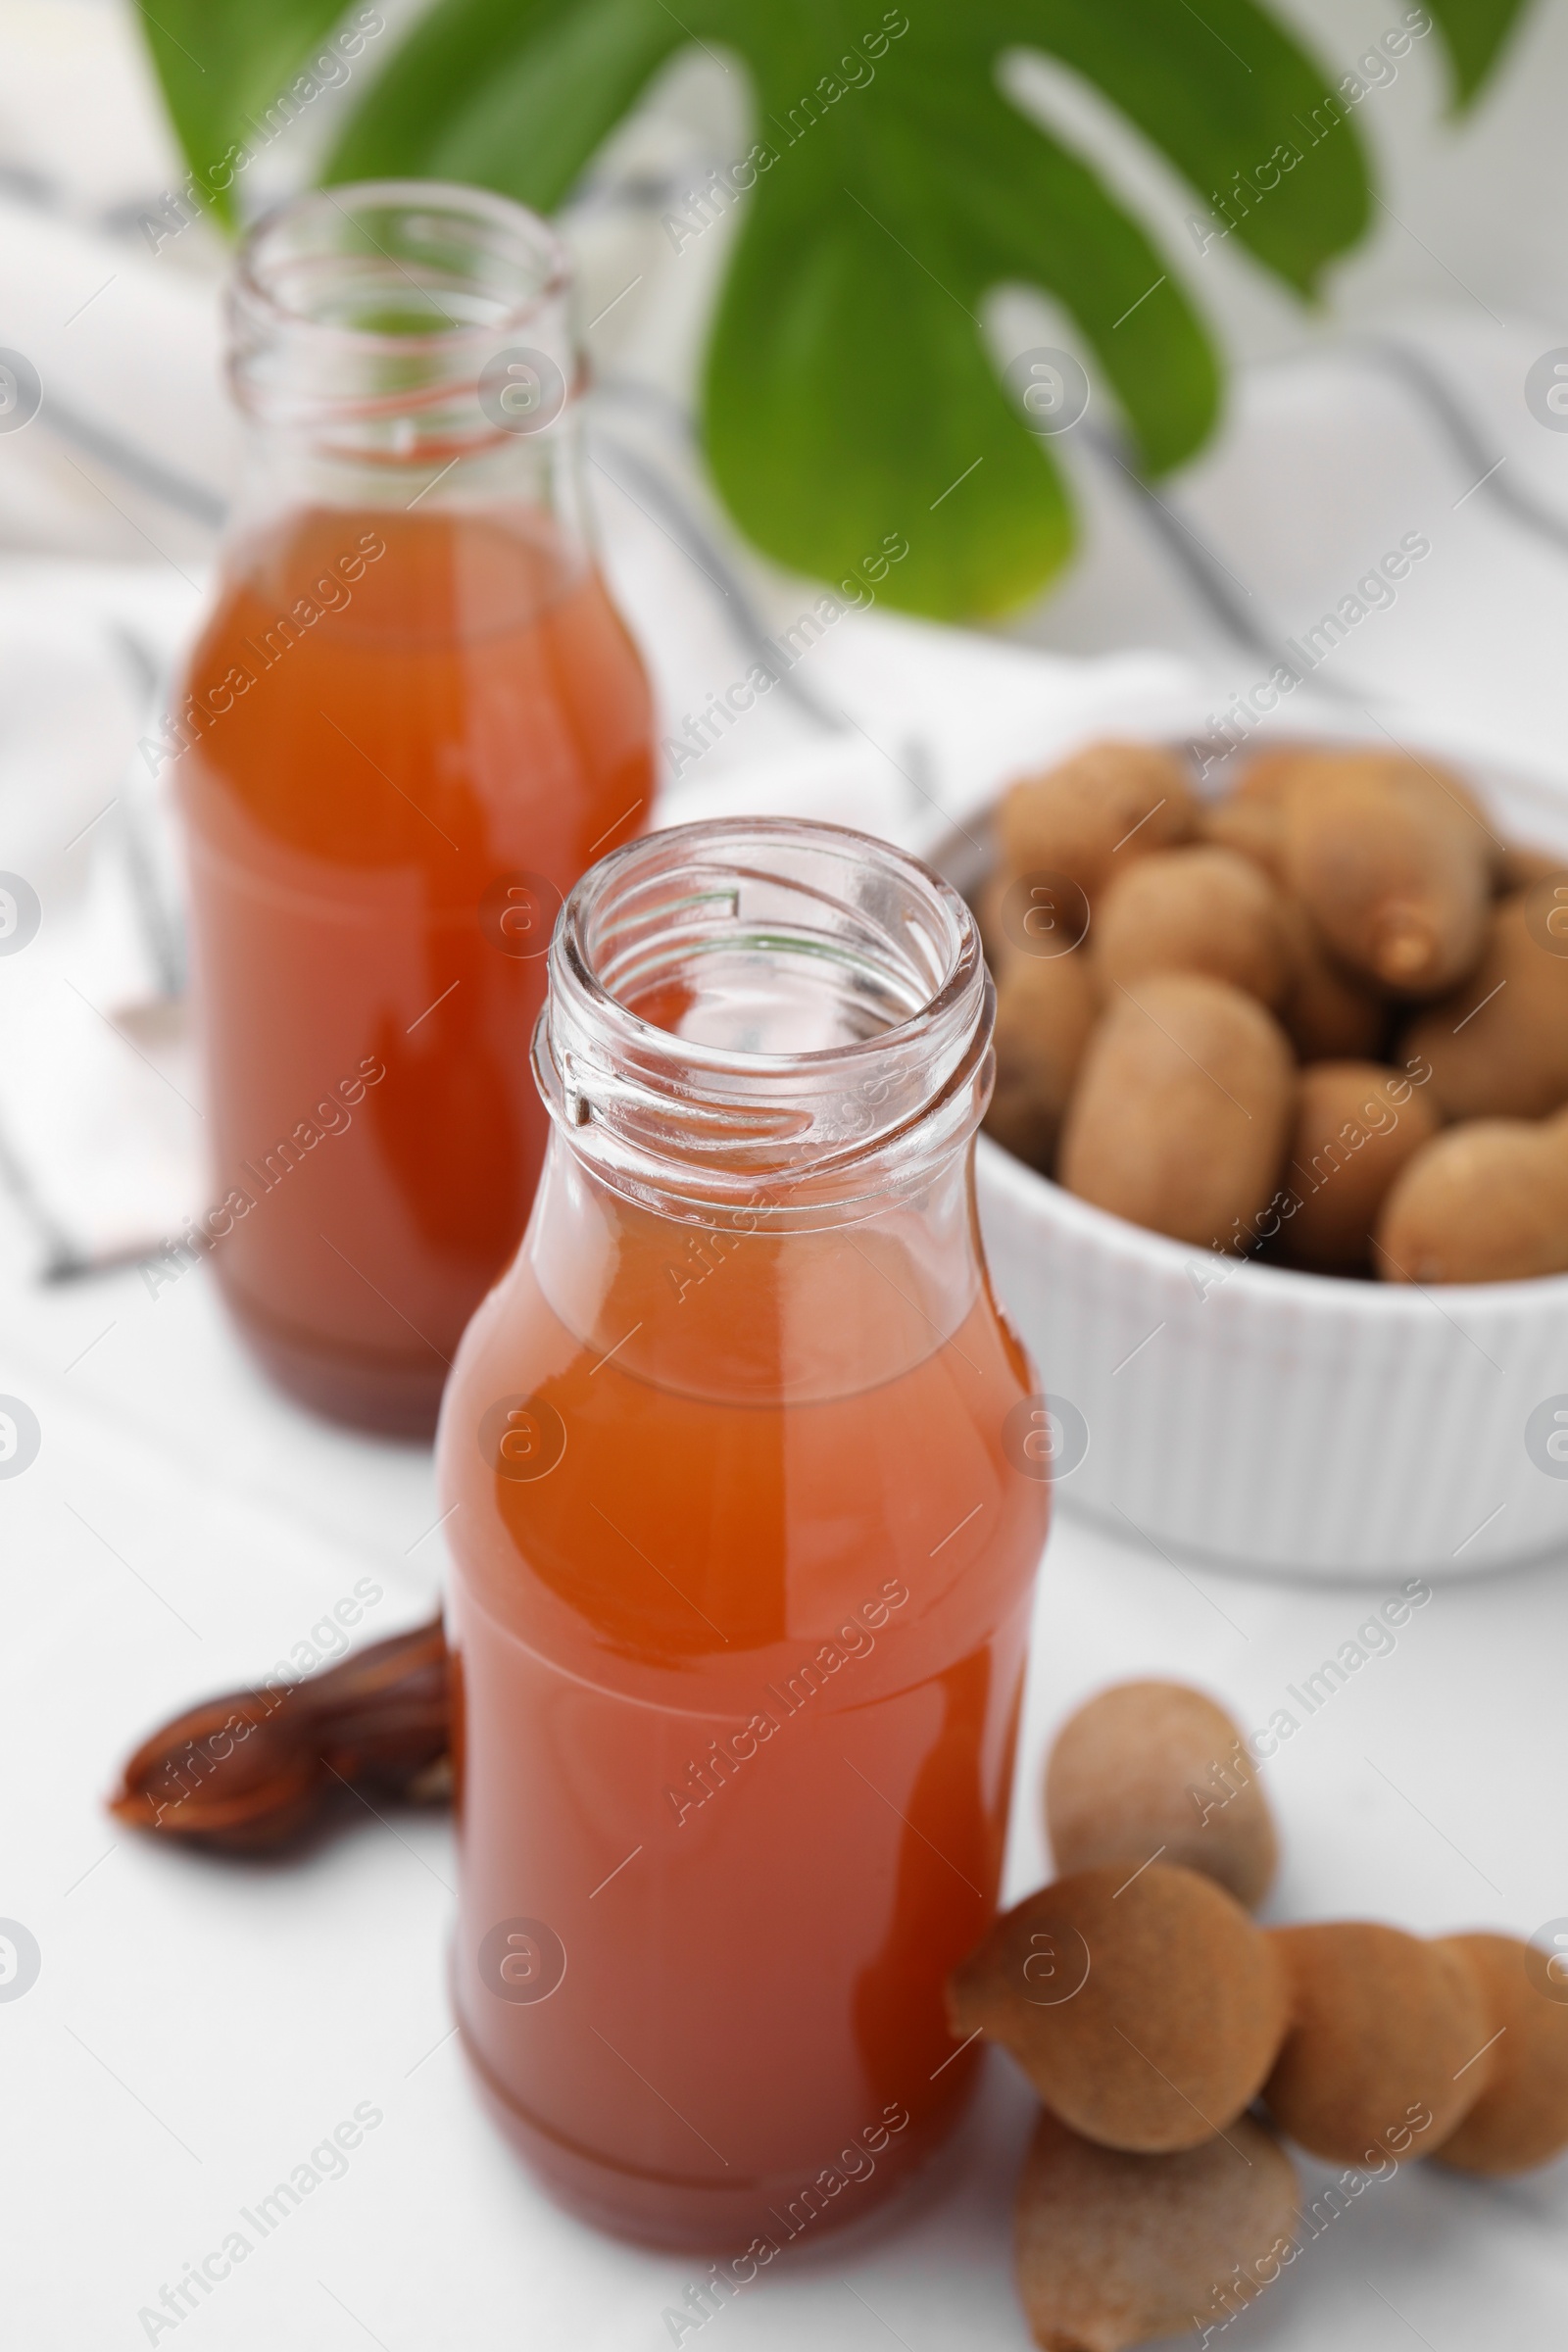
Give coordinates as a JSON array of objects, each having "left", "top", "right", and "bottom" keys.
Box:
[
  {"left": 437, "top": 818, "right": 1051, "bottom": 2249},
  {"left": 175, "top": 182, "right": 654, "bottom": 1435}
]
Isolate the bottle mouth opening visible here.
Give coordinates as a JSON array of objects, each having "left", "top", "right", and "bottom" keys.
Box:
[
  {"left": 537, "top": 819, "right": 993, "bottom": 1219},
  {"left": 236, "top": 180, "right": 569, "bottom": 344},
  {"left": 229, "top": 180, "right": 576, "bottom": 447}
]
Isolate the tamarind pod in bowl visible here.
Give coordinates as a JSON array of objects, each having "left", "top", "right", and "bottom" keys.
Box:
[
  {"left": 1277, "top": 756, "right": 1494, "bottom": 994},
  {"left": 1092, "top": 845, "right": 1291, "bottom": 1006},
  {"left": 1282, "top": 1060, "right": 1441, "bottom": 1273},
  {"left": 1276, "top": 898, "right": 1389, "bottom": 1060},
  {"left": 984, "top": 949, "right": 1098, "bottom": 1173},
  {"left": 1402, "top": 889, "right": 1568, "bottom": 1119},
  {"left": 1058, "top": 974, "right": 1294, "bottom": 1251},
  {"left": 997, "top": 743, "right": 1198, "bottom": 906},
  {"left": 1199, "top": 790, "right": 1286, "bottom": 879},
  {"left": 1375, "top": 1112, "right": 1568, "bottom": 1285}
]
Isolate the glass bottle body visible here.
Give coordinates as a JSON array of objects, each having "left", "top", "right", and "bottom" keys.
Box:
[
  {"left": 175, "top": 185, "right": 653, "bottom": 1435},
  {"left": 437, "top": 820, "right": 1050, "bottom": 2247}
]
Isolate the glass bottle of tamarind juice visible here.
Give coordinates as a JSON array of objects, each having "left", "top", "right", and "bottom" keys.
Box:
[
  {"left": 437, "top": 817, "right": 1050, "bottom": 2248},
  {"left": 174, "top": 183, "right": 653, "bottom": 1436}
]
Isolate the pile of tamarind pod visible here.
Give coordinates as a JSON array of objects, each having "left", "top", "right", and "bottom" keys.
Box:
[
  {"left": 980, "top": 740, "right": 1568, "bottom": 1281},
  {"left": 946, "top": 1681, "right": 1568, "bottom": 2352}
]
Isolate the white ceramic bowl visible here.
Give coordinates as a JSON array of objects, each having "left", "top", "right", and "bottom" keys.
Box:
[{"left": 940, "top": 730, "right": 1568, "bottom": 1580}]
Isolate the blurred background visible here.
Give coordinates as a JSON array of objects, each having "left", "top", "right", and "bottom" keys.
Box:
[
  {"left": 6, "top": 0, "right": 1568, "bottom": 739},
  {"left": 6, "top": 1, "right": 1568, "bottom": 635}
]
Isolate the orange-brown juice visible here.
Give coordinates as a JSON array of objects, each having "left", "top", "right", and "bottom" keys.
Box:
[
  {"left": 441, "top": 1172, "right": 1047, "bottom": 2247},
  {"left": 177, "top": 504, "right": 653, "bottom": 1432}
]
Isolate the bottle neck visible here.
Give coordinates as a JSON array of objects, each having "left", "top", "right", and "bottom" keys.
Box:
[
  {"left": 517, "top": 817, "right": 998, "bottom": 1402},
  {"left": 223, "top": 179, "right": 587, "bottom": 548},
  {"left": 521, "top": 1129, "right": 988, "bottom": 1408},
  {"left": 535, "top": 818, "right": 996, "bottom": 1232},
  {"left": 225, "top": 409, "right": 592, "bottom": 564}
]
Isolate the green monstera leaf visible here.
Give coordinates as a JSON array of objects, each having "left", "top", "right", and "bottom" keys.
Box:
[
  {"left": 1422, "top": 0, "right": 1533, "bottom": 103},
  {"left": 136, "top": 0, "right": 355, "bottom": 219},
  {"left": 136, "top": 0, "right": 1533, "bottom": 616}
]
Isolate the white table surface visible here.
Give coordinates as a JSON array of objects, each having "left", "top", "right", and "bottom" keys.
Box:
[{"left": 3, "top": 1193, "right": 1566, "bottom": 2352}]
